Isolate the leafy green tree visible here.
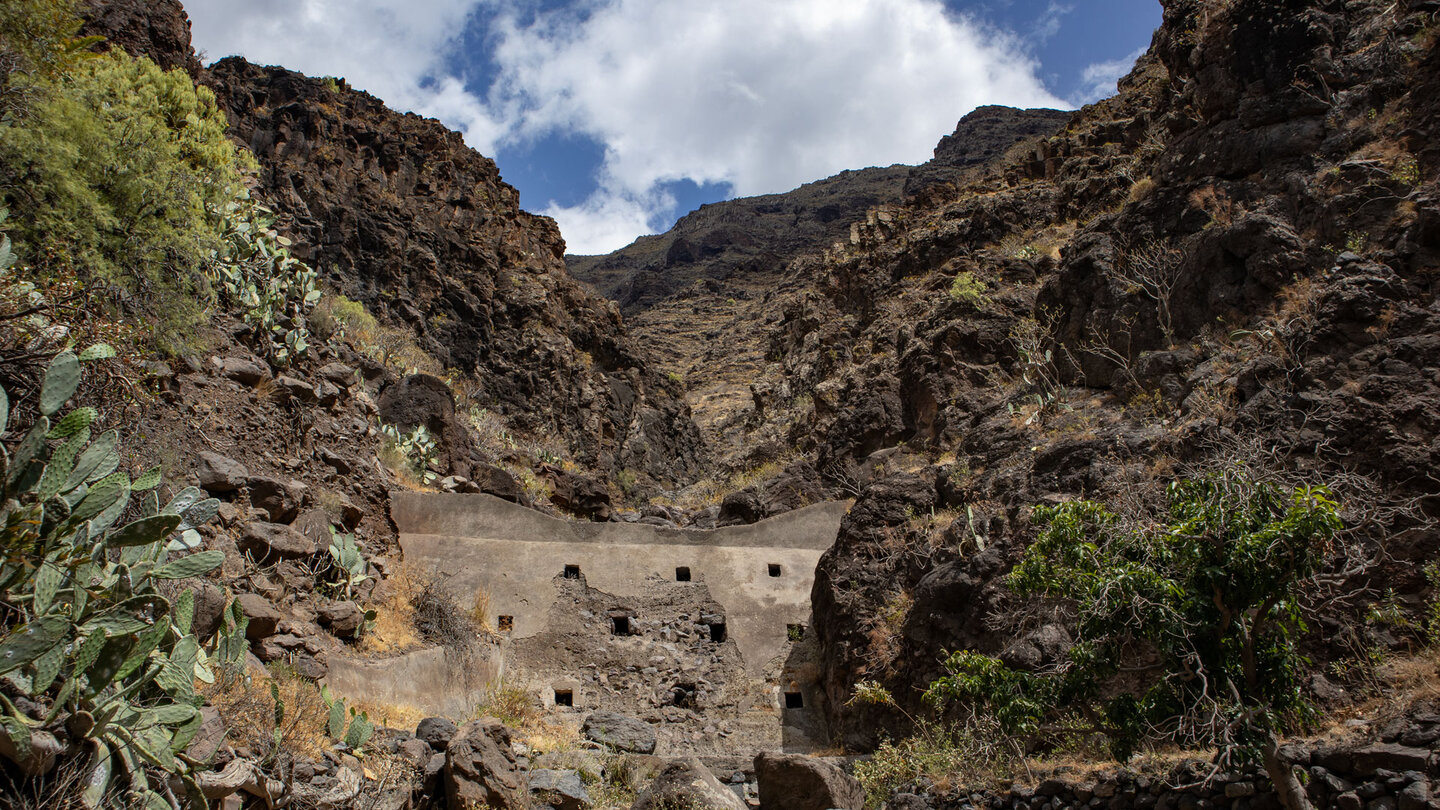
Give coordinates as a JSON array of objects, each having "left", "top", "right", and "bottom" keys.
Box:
[
  {"left": 0, "top": 48, "right": 255, "bottom": 349},
  {"left": 927, "top": 468, "right": 1342, "bottom": 810},
  {"left": 0, "top": 0, "right": 92, "bottom": 121}
]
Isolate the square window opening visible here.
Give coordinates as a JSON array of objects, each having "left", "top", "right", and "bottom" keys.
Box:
[
  {"left": 709, "top": 621, "right": 727, "bottom": 643},
  {"left": 563, "top": 564, "right": 581, "bottom": 579},
  {"left": 498, "top": 615, "right": 514, "bottom": 633},
  {"left": 784, "top": 691, "right": 804, "bottom": 709},
  {"left": 768, "top": 563, "right": 782, "bottom": 577},
  {"left": 675, "top": 566, "right": 692, "bottom": 582},
  {"left": 671, "top": 683, "right": 696, "bottom": 709},
  {"left": 611, "top": 616, "right": 632, "bottom": 636},
  {"left": 554, "top": 689, "right": 573, "bottom": 707}
]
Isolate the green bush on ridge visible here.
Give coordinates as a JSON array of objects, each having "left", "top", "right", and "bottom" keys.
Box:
[{"left": 0, "top": 48, "right": 255, "bottom": 344}]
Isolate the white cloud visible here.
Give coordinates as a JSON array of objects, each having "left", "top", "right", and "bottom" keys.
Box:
[
  {"left": 1071, "top": 46, "right": 1146, "bottom": 106},
  {"left": 1032, "top": 2, "right": 1072, "bottom": 44},
  {"left": 490, "top": 0, "right": 1066, "bottom": 251},
  {"left": 541, "top": 187, "right": 670, "bottom": 257},
  {"left": 185, "top": 0, "right": 1070, "bottom": 254},
  {"left": 184, "top": 0, "right": 506, "bottom": 152}
]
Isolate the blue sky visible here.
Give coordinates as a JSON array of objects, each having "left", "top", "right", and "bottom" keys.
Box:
[{"left": 186, "top": 0, "right": 1160, "bottom": 254}]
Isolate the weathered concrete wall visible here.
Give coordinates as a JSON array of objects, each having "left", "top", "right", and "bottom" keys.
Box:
[
  {"left": 392, "top": 493, "right": 850, "bottom": 679},
  {"left": 323, "top": 646, "right": 498, "bottom": 718}
]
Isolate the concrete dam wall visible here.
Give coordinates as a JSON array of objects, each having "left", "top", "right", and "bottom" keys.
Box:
[
  {"left": 392, "top": 492, "right": 850, "bottom": 678},
  {"left": 327, "top": 493, "right": 851, "bottom": 754}
]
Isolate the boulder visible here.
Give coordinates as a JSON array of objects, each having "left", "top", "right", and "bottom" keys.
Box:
[
  {"left": 182, "top": 580, "right": 228, "bottom": 642},
  {"left": 318, "top": 447, "right": 352, "bottom": 475},
  {"left": 274, "top": 375, "right": 317, "bottom": 403},
  {"left": 546, "top": 469, "right": 612, "bottom": 521},
  {"left": 316, "top": 380, "right": 342, "bottom": 407},
  {"left": 377, "top": 374, "right": 476, "bottom": 477},
  {"left": 998, "top": 624, "right": 1072, "bottom": 672},
  {"left": 318, "top": 363, "right": 356, "bottom": 385},
  {"left": 581, "top": 712, "right": 656, "bottom": 754},
  {"left": 444, "top": 719, "right": 525, "bottom": 810},
  {"left": 198, "top": 452, "right": 249, "bottom": 493},
  {"left": 234, "top": 593, "right": 284, "bottom": 640},
  {"left": 1353, "top": 744, "right": 1431, "bottom": 776},
  {"left": 473, "top": 463, "right": 522, "bottom": 503},
  {"left": 416, "top": 716, "right": 458, "bottom": 751},
  {"left": 316, "top": 601, "right": 365, "bottom": 638},
  {"left": 247, "top": 477, "right": 302, "bottom": 524},
  {"left": 397, "top": 737, "right": 432, "bottom": 768},
  {"left": 239, "top": 522, "right": 318, "bottom": 562},
  {"left": 255, "top": 634, "right": 306, "bottom": 662},
  {"left": 631, "top": 757, "right": 746, "bottom": 810},
  {"left": 219, "top": 357, "right": 269, "bottom": 385},
  {"left": 754, "top": 752, "right": 865, "bottom": 810},
  {"left": 528, "top": 769, "right": 591, "bottom": 810},
  {"left": 184, "top": 707, "right": 226, "bottom": 764}
]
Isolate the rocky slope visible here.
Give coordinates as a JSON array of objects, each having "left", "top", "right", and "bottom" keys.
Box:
[
  {"left": 568, "top": 107, "right": 1069, "bottom": 469},
  {"left": 202, "top": 58, "right": 705, "bottom": 486},
  {"left": 568, "top": 106, "right": 1068, "bottom": 314},
  {"left": 754, "top": 0, "right": 1440, "bottom": 745}
]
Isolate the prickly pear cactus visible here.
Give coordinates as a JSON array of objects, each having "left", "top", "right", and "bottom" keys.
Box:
[{"left": 0, "top": 349, "right": 240, "bottom": 809}]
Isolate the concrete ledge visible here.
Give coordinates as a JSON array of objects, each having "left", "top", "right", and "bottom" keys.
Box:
[{"left": 391, "top": 492, "right": 851, "bottom": 550}]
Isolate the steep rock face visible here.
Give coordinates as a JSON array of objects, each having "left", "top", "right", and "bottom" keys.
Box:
[
  {"left": 568, "top": 106, "right": 1070, "bottom": 315},
  {"left": 204, "top": 59, "right": 705, "bottom": 484},
  {"left": 79, "top": 0, "right": 202, "bottom": 76},
  {"left": 568, "top": 107, "right": 1069, "bottom": 468},
  {"left": 777, "top": 0, "right": 1440, "bottom": 745},
  {"left": 905, "top": 105, "right": 1071, "bottom": 199}
]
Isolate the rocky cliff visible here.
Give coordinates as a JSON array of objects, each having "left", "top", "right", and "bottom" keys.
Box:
[
  {"left": 568, "top": 106, "right": 1069, "bottom": 315},
  {"left": 79, "top": 0, "right": 706, "bottom": 487},
  {"left": 763, "top": 0, "right": 1440, "bottom": 745},
  {"left": 203, "top": 60, "right": 706, "bottom": 484},
  {"left": 566, "top": 107, "right": 1070, "bottom": 469}
]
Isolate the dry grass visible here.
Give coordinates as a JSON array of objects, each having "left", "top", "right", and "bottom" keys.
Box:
[
  {"left": 312, "top": 294, "right": 443, "bottom": 377},
  {"left": 1337, "top": 648, "right": 1440, "bottom": 736},
  {"left": 349, "top": 697, "right": 429, "bottom": 736},
  {"left": 203, "top": 666, "right": 330, "bottom": 762},
  {"left": 466, "top": 682, "right": 582, "bottom": 755},
  {"left": 865, "top": 590, "right": 914, "bottom": 675},
  {"left": 1128, "top": 177, "right": 1156, "bottom": 202},
  {"left": 469, "top": 587, "right": 495, "bottom": 633},
  {"left": 359, "top": 560, "right": 424, "bottom": 655},
  {"left": 650, "top": 454, "right": 796, "bottom": 513}
]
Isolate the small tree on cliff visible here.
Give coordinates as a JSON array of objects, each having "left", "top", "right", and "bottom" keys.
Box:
[{"left": 926, "top": 467, "right": 1342, "bottom": 810}]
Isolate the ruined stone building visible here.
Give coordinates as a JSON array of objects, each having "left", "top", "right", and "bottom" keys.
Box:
[{"left": 329, "top": 493, "right": 849, "bottom": 754}]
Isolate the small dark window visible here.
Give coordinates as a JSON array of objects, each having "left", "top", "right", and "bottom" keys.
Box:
[
  {"left": 498, "top": 615, "right": 514, "bottom": 633},
  {"left": 671, "top": 683, "right": 696, "bottom": 708},
  {"left": 768, "top": 563, "right": 782, "bottom": 577},
  {"left": 611, "top": 616, "right": 631, "bottom": 636},
  {"left": 675, "top": 566, "right": 691, "bottom": 582},
  {"left": 784, "top": 691, "right": 804, "bottom": 709},
  {"left": 709, "top": 621, "right": 727, "bottom": 643},
  {"left": 554, "top": 689, "right": 573, "bottom": 707},
  {"left": 564, "top": 564, "right": 580, "bottom": 579},
  {"left": 787, "top": 623, "right": 805, "bottom": 640}
]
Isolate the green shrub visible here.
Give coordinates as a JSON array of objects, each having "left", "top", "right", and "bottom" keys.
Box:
[
  {"left": 0, "top": 49, "right": 255, "bottom": 347},
  {"left": 0, "top": 350, "right": 242, "bottom": 807},
  {"left": 947, "top": 271, "right": 986, "bottom": 306},
  {"left": 926, "top": 468, "right": 1341, "bottom": 810}
]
